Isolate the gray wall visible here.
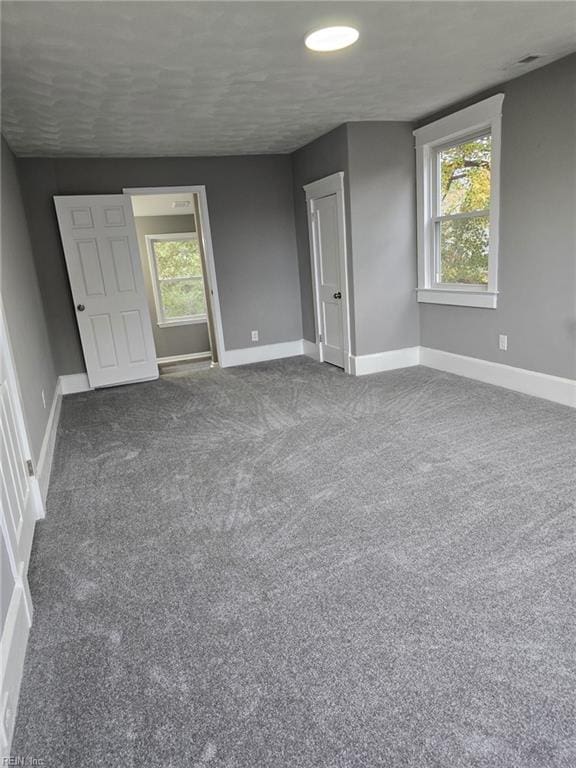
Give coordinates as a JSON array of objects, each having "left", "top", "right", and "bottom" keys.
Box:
[
  {"left": 291, "top": 125, "right": 351, "bottom": 344},
  {"left": 1, "top": 137, "right": 57, "bottom": 462},
  {"left": 133, "top": 214, "right": 210, "bottom": 359},
  {"left": 417, "top": 54, "right": 576, "bottom": 379},
  {"left": 291, "top": 122, "right": 418, "bottom": 356},
  {"left": 346, "top": 122, "right": 419, "bottom": 356},
  {"left": 16, "top": 155, "right": 302, "bottom": 375}
]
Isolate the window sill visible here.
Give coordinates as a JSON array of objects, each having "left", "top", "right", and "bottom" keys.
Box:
[
  {"left": 417, "top": 288, "right": 498, "bottom": 309},
  {"left": 157, "top": 316, "right": 208, "bottom": 328}
]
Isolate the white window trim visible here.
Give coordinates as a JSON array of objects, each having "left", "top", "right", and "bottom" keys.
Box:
[
  {"left": 145, "top": 232, "right": 208, "bottom": 327},
  {"left": 414, "top": 94, "right": 504, "bottom": 309}
]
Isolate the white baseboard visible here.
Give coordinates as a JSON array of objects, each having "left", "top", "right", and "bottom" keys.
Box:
[
  {"left": 302, "top": 339, "right": 319, "bottom": 360},
  {"left": 52, "top": 346, "right": 576, "bottom": 408},
  {"left": 36, "top": 381, "right": 62, "bottom": 504},
  {"left": 220, "top": 340, "right": 304, "bottom": 368},
  {"left": 157, "top": 352, "right": 212, "bottom": 365},
  {"left": 59, "top": 373, "right": 91, "bottom": 395},
  {"left": 420, "top": 347, "right": 576, "bottom": 408},
  {"left": 350, "top": 346, "right": 420, "bottom": 376}
]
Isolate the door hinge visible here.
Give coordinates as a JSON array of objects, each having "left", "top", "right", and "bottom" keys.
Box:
[
  {"left": 26, "top": 459, "right": 35, "bottom": 477},
  {"left": 319, "top": 333, "right": 323, "bottom": 342}
]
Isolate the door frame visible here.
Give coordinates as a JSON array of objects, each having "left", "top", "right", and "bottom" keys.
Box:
[
  {"left": 304, "top": 172, "right": 352, "bottom": 374},
  {"left": 0, "top": 301, "right": 40, "bottom": 759},
  {"left": 123, "top": 186, "right": 225, "bottom": 367},
  {"left": 0, "top": 303, "right": 44, "bottom": 528}
]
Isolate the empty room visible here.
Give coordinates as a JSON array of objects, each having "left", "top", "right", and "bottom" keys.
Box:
[{"left": 1, "top": 2, "right": 575, "bottom": 766}]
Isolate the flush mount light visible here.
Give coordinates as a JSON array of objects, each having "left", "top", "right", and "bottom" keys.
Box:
[{"left": 305, "top": 26, "right": 359, "bottom": 52}]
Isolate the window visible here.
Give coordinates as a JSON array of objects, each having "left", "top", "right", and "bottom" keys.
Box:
[
  {"left": 146, "top": 233, "right": 208, "bottom": 326},
  {"left": 414, "top": 94, "right": 504, "bottom": 308}
]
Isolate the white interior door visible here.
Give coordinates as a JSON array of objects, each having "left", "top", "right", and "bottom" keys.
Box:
[
  {"left": 54, "top": 195, "right": 158, "bottom": 388},
  {"left": 0, "top": 306, "right": 41, "bottom": 757},
  {"left": 311, "top": 193, "right": 345, "bottom": 368}
]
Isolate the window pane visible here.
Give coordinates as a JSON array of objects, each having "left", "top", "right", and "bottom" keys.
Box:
[
  {"left": 438, "top": 216, "right": 489, "bottom": 285},
  {"left": 160, "top": 279, "right": 207, "bottom": 319},
  {"left": 153, "top": 238, "right": 202, "bottom": 279},
  {"left": 439, "top": 135, "right": 491, "bottom": 215}
]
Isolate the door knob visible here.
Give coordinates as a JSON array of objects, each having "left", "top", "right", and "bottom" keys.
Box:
[
  {"left": 77, "top": 304, "right": 85, "bottom": 312},
  {"left": 333, "top": 291, "right": 342, "bottom": 299}
]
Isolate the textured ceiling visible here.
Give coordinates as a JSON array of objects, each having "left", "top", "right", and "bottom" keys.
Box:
[{"left": 2, "top": 1, "right": 575, "bottom": 157}]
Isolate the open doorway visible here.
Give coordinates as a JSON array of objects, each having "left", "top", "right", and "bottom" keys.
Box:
[{"left": 125, "top": 186, "right": 224, "bottom": 374}]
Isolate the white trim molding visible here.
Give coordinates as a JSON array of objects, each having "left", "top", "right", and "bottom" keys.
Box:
[
  {"left": 416, "top": 288, "right": 498, "bottom": 309},
  {"left": 302, "top": 339, "right": 320, "bottom": 360},
  {"left": 123, "top": 185, "right": 226, "bottom": 367},
  {"left": 304, "top": 171, "right": 352, "bottom": 374},
  {"left": 36, "top": 381, "right": 63, "bottom": 503},
  {"left": 420, "top": 348, "right": 576, "bottom": 408},
  {"left": 350, "top": 347, "right": 420, "bottom": 376},
  {"left": 157, "top": 352, "right": 212, "bottom": 365},
  {"left": 414, "top": 94, "right": 504, "bottom": 309},
  {"left": 0, "top": 568, "right": 32, "bottom": 759},
  {"left": 220, "top": 340, "right": 304, "bottom": 368},
  {"left": 59, "top": 373, "right": 92, "bottom": 395}
]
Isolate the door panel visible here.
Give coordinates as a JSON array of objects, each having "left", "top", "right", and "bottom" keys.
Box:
[
  {"left": 54, "top": 195, "right": 158, "bottom": 389},
  {"left": 313, "top": 194, "right": 344, "bottom": 368}
]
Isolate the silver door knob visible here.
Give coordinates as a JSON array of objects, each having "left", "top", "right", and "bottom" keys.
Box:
[
  {"left": 77, "top": 304, "right": 85, "bottom": 312},
  {"left": 333, "top": 291, "right": 342, "bottom": 299}
]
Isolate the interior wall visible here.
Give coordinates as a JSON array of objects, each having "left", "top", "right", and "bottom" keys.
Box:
[
  {"left": 1, "top": 137, "right": 57, "bottom": 462},
  {"left": 16, "top": 154, "right": 302, "bottom": 375},
  {"left": 133, "top": 213, "right": 210, "bottom": 359},
  {"left": 291, "top": 125, "right": 352, "bottom": 345},
  {"left": 291, "top": 122, "right": 419, "bottom": 358},
  {"left": 346, "top": 122, "right": 419, "bottom": 356},
  {"left": 416, "top": 54, "right": 576, "bottom": 379}
]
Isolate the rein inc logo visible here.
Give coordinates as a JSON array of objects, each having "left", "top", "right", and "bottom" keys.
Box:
[{"left": 2, "top": 759, "right": 45, "bottom": 766}]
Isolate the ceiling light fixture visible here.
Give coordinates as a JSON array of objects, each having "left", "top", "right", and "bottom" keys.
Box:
[{"left": 305, "top": 26, "right": 359, "bottom": 52}]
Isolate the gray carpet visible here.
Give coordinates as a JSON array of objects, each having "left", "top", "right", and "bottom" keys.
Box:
[{"left": 12, "top": 357, "right": 576, "bottom": 767}]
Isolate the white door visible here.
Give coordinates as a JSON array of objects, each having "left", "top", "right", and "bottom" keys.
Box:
[
  {"left": 310, "top": 193, "right": 345, "bottom": 368},
  {"left": 0, "top": 306, "right": 41, "bottom": 757},
  {"left": 54, "top": 195, "right": 158, "bottom": 388}
]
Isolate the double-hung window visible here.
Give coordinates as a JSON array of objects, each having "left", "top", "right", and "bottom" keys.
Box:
[
  {"left": 146, "top": 232, "right": 208, "bottom": 326},
  {"left": 414, "top": 94, "right": 504, "bottom": 308}
]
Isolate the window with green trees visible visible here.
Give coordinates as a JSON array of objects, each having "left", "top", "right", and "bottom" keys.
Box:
[
  {"left": 414, "top": 94, "right": 503, "bottom": 309},
  {"left": 147, "top": 233, "right": 207, "bottom": 325},
  {"left": 435, "top": 134, "right": 491, "bottom": 285}
]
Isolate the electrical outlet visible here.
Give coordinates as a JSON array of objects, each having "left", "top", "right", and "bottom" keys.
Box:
[
  {"left": 499, "top": 334, "right": 508, "bottom": 351},
  {"left": 41, "top": 389, "right": 46, "bottom": 408},
  {"left": 251, "top": 330, "right": 259, "bottom": 343}
]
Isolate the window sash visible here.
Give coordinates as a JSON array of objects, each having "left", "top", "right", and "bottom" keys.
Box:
[
  {"left": 146, "top": 233, "right": 208, "bottom": 325},
  {"left": 156, "top": 275, "right": 204, "bottom": 286},
  {"left": 432, "top": 214, "right": 490, "bottom": 287},
  {"left": 430, "top": 131, "right": 491, "bottom": 289},
  {"left": 432, "top": 130, "right": 491, "bottom": 221}
]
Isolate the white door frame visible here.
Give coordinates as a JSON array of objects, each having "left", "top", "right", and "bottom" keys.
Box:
[
  {"left": 0, "top": 301, "right": 41, "bottom": 759},
  {"left": 304, "top": 172, "right": 352, "bottom": 374},
  {"left": 0, "top": 303, "right": 44, "bottom": 527},
  {"left": 123, "top": 186, "right": 225, "bottom": 367}
]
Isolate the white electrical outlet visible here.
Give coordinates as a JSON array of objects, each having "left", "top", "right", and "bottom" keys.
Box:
[
  {"left": 41, "top": 389, "right": 46, "bottom": 408},
  {"left": 499, "top": 334, "right": 508, "bottom": 351},
  {"left": 251, "top": 330, "right": 259, "bottom": 343}
]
